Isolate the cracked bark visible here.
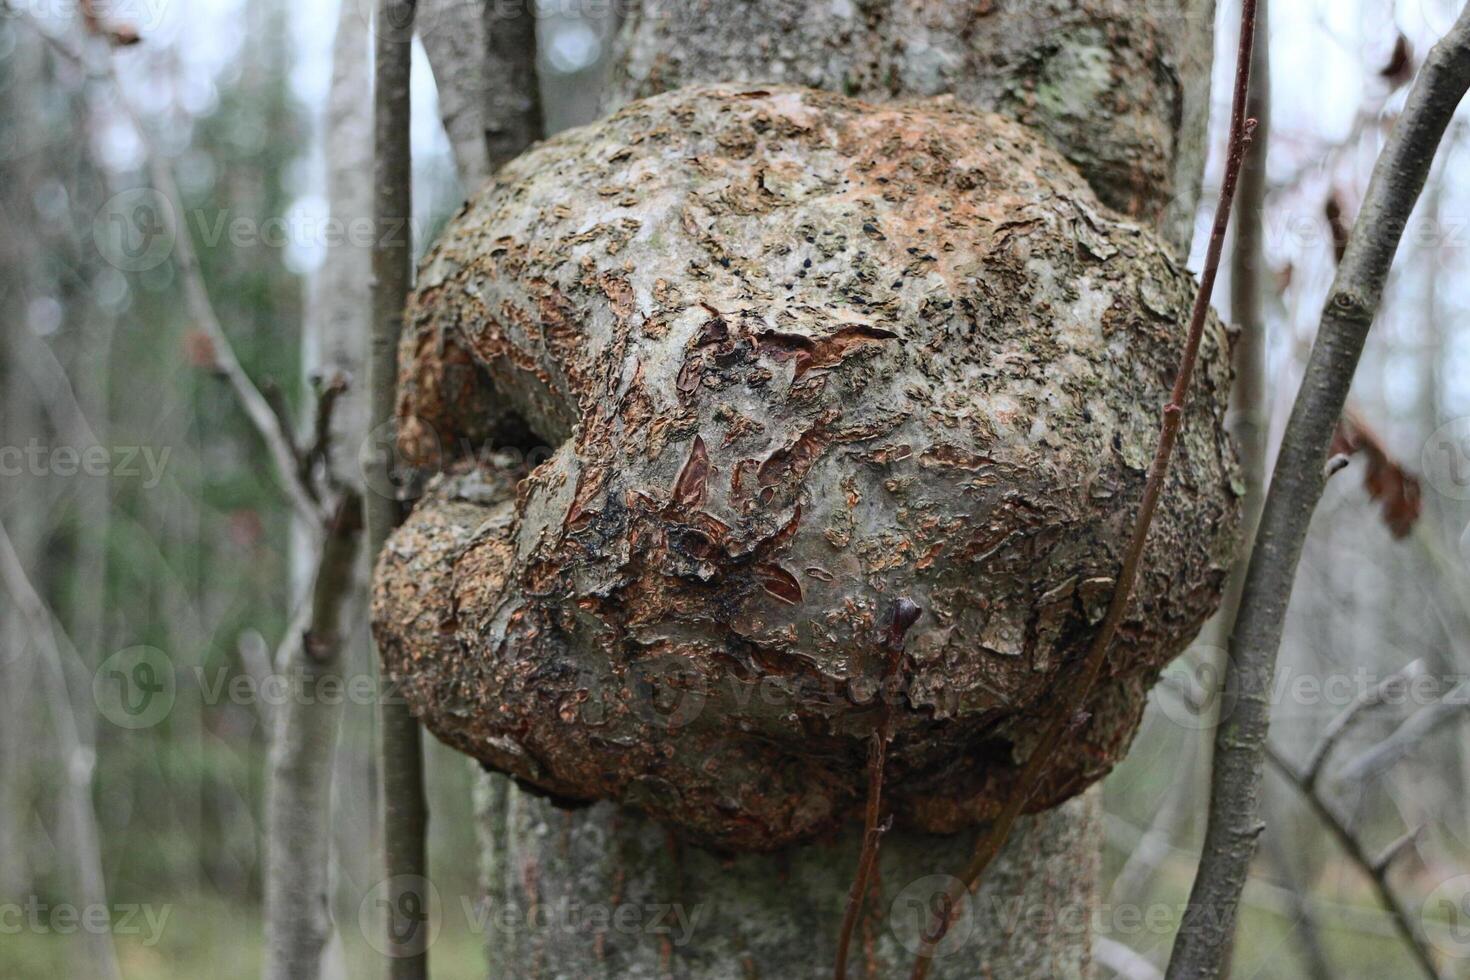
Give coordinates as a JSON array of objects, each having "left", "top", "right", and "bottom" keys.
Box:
[{"left": 381, "top": 2, "right": 1229, "bottom": 976}]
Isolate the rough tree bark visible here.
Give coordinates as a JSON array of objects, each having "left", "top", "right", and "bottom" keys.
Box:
[
  {"left": 607, "top": 0, "right": 1217, "bottom": 257},
  {"left": 397, "top": 2, "right": 1225, "bottom": 976}
]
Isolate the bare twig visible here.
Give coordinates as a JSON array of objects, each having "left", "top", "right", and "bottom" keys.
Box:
[
  {"left": 1266, "top": 746, "right": 1442, "bottom": 980},
  {"left": 18, "top": 8, "right": 326, "bottom": 530},
  {"left": 1168, "top": 8, "right": 1470, "bottom": 976},
  {"left": 1301, "top": 659, "right": 1424, "bottom": 789},
  {"left": 305, "top": 371, "right": 351, "bottom": 486},
  {"left": 368, "top": 2, "right": 430, "bottom": 976},
  {"left": 908, "top": 2, "right": 1262, "bottom": 975},
  {"left": 1139, "top": 5, "right": 1276, "bottom": 926},
  {"left": 833, "top": 598, "right": 921, "bottom": 980},
  {"left": 1338, "top": 679, "right": 1470, "bottom": 783}
]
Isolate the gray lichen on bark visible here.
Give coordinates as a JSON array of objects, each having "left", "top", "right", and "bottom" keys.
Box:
[{"left": 371, "top": 84, "right": 1241, "bottom": 853}]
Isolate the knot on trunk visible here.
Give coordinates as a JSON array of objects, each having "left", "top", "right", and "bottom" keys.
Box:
[{"left": 371, "top": 84, "right": 1241, "bottom": 852}]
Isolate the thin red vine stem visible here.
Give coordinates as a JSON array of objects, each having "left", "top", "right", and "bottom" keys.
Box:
[{"left": 908, "top": 2, "right": 1261, "bottom": 976}]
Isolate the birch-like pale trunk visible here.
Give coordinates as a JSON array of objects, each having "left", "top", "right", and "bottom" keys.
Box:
[
  {"left": 416, "top": 0, "right": 544, "bottom": 188},
  {"left": 0, "top": 523, "right": 122, "bottom": 980},
  {"left": 261, "top": 2, "right": 372, "bottom": 976},
  {"left": 403, "top": 2, "right": 1225, "bottom": 977}
]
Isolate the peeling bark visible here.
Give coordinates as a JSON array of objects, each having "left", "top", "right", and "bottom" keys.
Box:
[
  {"left": 607, "top": 0, "right": 1216, "bottom": 256},
  {"left": 372, "top": 85, "right": 1241, "bottom": 853}
]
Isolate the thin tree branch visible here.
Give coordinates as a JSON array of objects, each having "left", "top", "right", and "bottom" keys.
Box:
[
  {"left": 908, "top": 2, "right": 1261, "bottom": 975},
  {"left": 0, "top": 519, "right": 122, "bottom": 980},
  {"left": 15, "top": 7, "right": 326, "bottom": 530},
  {"left": 368, "top": 2, "right": 429, "bottom": 976},
  {"left": 305, "top": 371, "right": 350, "bottom": 489},
  {"left": 1301, "top": 659, "right": 1424, "bottom": 790},
  {"left": 1168, "top": 9, "right": 1470, "bottom": 975},
  {"left": 1337, "top": 679, "right": 1470, "bottom": 784},
  {"left": 1265, "top": 746, "right": 1442, "bottom": 980},
  {"left": 264, "top": 494, "right": 364, "bottom": 980}
]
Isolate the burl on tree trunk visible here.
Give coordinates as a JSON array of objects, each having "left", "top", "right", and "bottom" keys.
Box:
[{"left": 372, "top": 84, "right": 1240, "bottom": 856}]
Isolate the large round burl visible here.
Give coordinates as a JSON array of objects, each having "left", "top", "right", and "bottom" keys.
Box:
[{"left": 371, "top": 84, "right": 1241, "bottom": 853}]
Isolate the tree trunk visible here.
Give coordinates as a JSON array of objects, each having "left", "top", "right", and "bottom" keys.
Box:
[
  {"left": 260, "top": 1, "right": 372, "bottom": 975},
  {"left": 434, "top": 2, "right": 1220, "bottom": 976},
  {"left": 478, "top": 783, "right": 1099, "bottom": 979}
]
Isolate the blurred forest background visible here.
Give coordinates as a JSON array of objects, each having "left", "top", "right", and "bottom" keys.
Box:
[{"left": 1, "top": 0, "right": 1470, "bottom": 977}]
